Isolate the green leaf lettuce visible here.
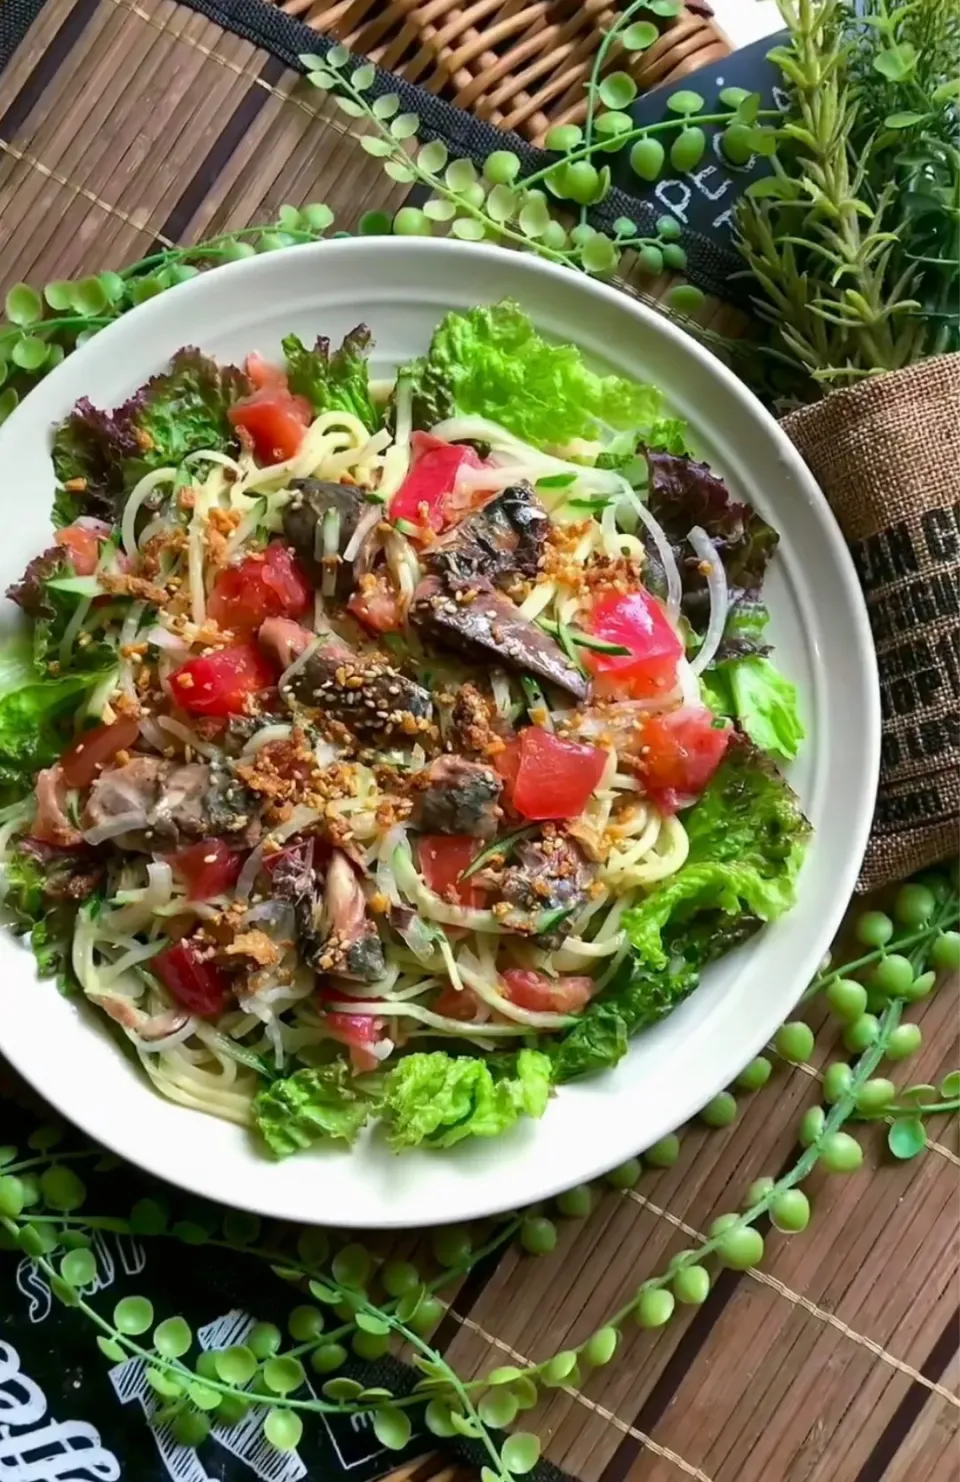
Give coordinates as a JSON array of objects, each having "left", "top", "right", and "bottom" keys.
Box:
[
  {"left": 283, "top": 326, "right": 380, "bottom": 430},
  {"left": 380, "top": 1048, "right": 551, "bottom": 1150},
  {"left": 252, "top": 1061, "right": 376, "bottom": 1158},
  {"left": 704, "top": 655, "right": 805, "bottom": 763},
  {"left": 401, "top": 301, "right": 666, "bottom": 449}
]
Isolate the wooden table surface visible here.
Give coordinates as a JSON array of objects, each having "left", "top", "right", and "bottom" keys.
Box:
[{"left": 0, "top": 5, "right": 958, "bottom": 1480}]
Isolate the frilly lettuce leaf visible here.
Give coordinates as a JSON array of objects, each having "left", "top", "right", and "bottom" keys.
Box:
[
  {"left": 380, "top": 1048, "right": 551, "bottom": 1151},
  {"left": 0, "top": 672, "right": 98, "bottom": 797},
  {"left": 2, "top": 840, "right": 101, "bottom": 995},
  {"left": 252, "top": 1061, "right": 376, "bottom": 1158},
  {"left": 283, "top": 326, "right": 380, "bottom": 431},
  {"left": 401, "top": 301, "right": 665, "bottom": 448},
  {"left": 705, "top": 655, "right": 805, "bottom": 763},
  {"left": 52, "top": 347, "right": 248, "bottom": 514}
]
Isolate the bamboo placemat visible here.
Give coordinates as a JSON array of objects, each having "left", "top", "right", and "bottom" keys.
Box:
[{"left": 0, "top": 5, "right": 958, "bottom": 1480}]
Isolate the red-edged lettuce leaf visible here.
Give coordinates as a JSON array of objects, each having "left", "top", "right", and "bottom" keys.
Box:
[
  {"left": 52, "top": 348, "right": 249, "bottom": 516},
  {"left": 643, "top": 450, "right": 779, "bottom": 633}
]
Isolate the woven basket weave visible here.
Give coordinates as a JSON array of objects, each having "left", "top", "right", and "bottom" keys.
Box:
[{"left": 275, "top": 0, "right": 730, "bottom": 141}]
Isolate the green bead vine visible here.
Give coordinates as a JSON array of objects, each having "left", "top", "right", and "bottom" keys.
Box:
[{"left": 1, "top": 868, "right": 955, "bottom": 1473}]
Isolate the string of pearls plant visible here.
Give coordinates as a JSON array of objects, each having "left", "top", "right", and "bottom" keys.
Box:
[{"left": 0, "top": 871, "right": 955, "bottom": 1472}]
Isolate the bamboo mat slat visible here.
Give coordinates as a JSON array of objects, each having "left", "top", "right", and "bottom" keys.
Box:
[{"left": 0, "top": 5, "right": 958, "bottom": 1482}]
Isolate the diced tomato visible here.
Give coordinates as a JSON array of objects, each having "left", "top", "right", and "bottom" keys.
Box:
[
  {"left": 229, "top": 374, "right": 311, "bottom": 465},
  {"left": 500, "top": 968, "right": 594, "bottom": 1014},
  {"left": 586, "top": 588, "right": 683, "bottom": 699},
  {"left": 208, "top": 543, "right": 313, "bottom": 637},
  {"left": 418, "top": 834, "right": 484, "bottom": 907},
  {"left": 347, "top": 573, "right": 402, "bottom": 634},
  {"left": 169, "top": 642, "right": 279, "bottom": 717},
  {"left": 493, "top": 738, "right": 522, "bottom": 809},
  {"left": 389, "top": 433, "right": 484, "bottom": 533},
  {"left": 154, "top": 941, "right": 230, "bottom": 1018},
  {"left": 637, "top": 706, "right": 732, "bottom": 814},
  {"left": 511, "top": 727, "right": 607, "bottom": 821},
  {"left": 322, "top": 1009, "right": 384, "bottom": 1074},
  {"left": 55, "top": 523, "right": 102, "bottom": 576},
  {"left": 432, "top": 985, "right": 483, "bottom": 1022},
  {"left": 245, "top": 351, "right": 286, "bottom": 391},
  {"left": 168, "top": 839, "right": 243, "bottom": 901},
  {"left": 59, "top": 716, "right": 140, "bottom": 789}
]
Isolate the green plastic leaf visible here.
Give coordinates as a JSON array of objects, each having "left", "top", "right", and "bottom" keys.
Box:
[
  {"left": 98, "top": 269, "right": 126, "bottom": 303},
  {"left": 0, "top": 388, "right": 19, "bottom": 425},
  {"left": 301, "top": 202, "right": 334, "bottom": 232},
  {"left": 51, "top": 1275, "right": 79, "bottom": 1308},
  {"left": 384, "top": 161, "right": 415, "bottom": 184},
  {"left": 451, "top": 218, "right": 486, "bottom": 241},
  {"left": 332, "top": 1242, "right": 371, "bottom": 1288},
  {"left": 356, "top": 1311, "right": 391, "bottom": 1336},
  {"left": 667, "top": 284, "right": 705, "bottom": 315},
  {"left": 598, "top": 72, "right": 637, "bottom": 109},
  {"left": 622, "top": 21, "right": 658, "bottom": 50},
  {"left": 486, "top": 184, "right": 517, "bottom": 223},
  {"left": 40, "top": 1166, "right": 86, "bottom": 1211},
  {"left": 174, "top": 1411, "right": 212, "bottom": 1447},
  {"left": 264, "top": 1409, "right": 303, "bottom": 1451},
  {"left": 390, "top": 112, "right": 420, "bottom": 140},
  {"left": 221, "top": 239, "right": 258, "bottom": 261},
  {"left": 334, "top": 97, "right": 365, "bottom": 118},
  {"left": 478, "top": 1388, "right": 519, "bottom": 1427},
  {"left": 322, "top": 1377, "right": 364, "bottom": 1401},
  {"left": 873, "top": 43, "right": 918, "bottom": 82},
  {"left": 445, "top": 158, "right": 478, "bottom": 190},
  {"left": 896, "top": 1083, "right": 936, "bottom": 1107},
  {"left": 940, "top": 1071, "right": 960, "bottom": 1098},
  {"left": 580, "top": 232, "right": 618, "bottom": 275},
  {"left": 511, "top": 1375, "right": 539, "bottom": 1411},
  {"left": 666, "top": 89, "right": 705, "bottom": 115},
  {"left": 884, "top": 111, "right": 927, "bottom": 129},
  {"left": 263, "top": 1356, "right": 306, "bottom": 1395},
  {"left": 187, "top": 1382, "right": 221, "bottom": 1411},
  {"left": 214, "top": 1345, "right": 258, "bottom": 1385},
  {"left": 222, "top": 1210, "right": 261, "bottom": 1246},
  {"left": 373, "top": 92, "right": 400, "bottom": 119},
  {"left": 0, "top": 1176, "right": 24, "bottom": 1218},
  {"left": 248, "top": 1322, "right": 283, "bottom": 1359},
  {"left": 44, "top": 281, "right": 74, "bottom": 311},
  {"left": 69, "top": 277, "right": 108, "bottom": 315},
  {"left": 277, "top": 203, "right": 302, "bottom": 230},
  {"left": 543, "top": 1349, "right": 578, "bottom": 1385},
  {"left": 360, "top": 136, "right": 394, "bottom": 157},
  {"left": 418, "top": 140, "right": 448, "bottom": 174},
  {"left": 425, "top": 1399, "right": 457, "bottom": 1437},
  {"left": 327, "top": 43, "right": 349, "bottom": 67},
  {"left": 146, "top": 1368, "right": 183, "bottom": 1399},
  {"left": 647, "top": 0, "right": 682, "bottom": 13},
  {"left": 502, "top": 1433, "right": 541, "bottom": 1474},
  {"left": 518, "top": 197, "right": 551, "bottom": 238},
  {"left": 295, "top": 1227, "right": 329, "bottom": 1266},
  {"left": 5, "top": 284, "right": 42, "bottom": 326},
  {"left": 424, "top": 197, "right": 457, "bottom": 221},
  {"left": 736, "top": 92, "right": 761, "bottom": 125},
  {"left": 60, "top": 1249, "right": 96, "bottom": 1288},
  {"left": 719, "top": 86, "right": 749, "bottom": 107},
  {"left": 0, "top": 1147, "right": 14, "bottom": 1168},
  {"left": 153, "top": 1316, "right": 193, "bottom": 1358},
  {"left": 932, "top": 78, "right": 960, "bottom": 104},
  {"left": 449, "top": 1411, "right": 481, "bottom": 1438},
  {"left": 307, "top": 70, "right": 338, "bottom": 90},
  {"left": 307, "top": 1280, "right": 340, "bottom": 1306},
  {"left": 97, "top": 1337, "right": 127, "bottom": 1362},
  {"left": 351, "top": 63, "right": 375, "bottom": 90},
  {"left": 130, "top": 1199, "right": 169, "bottom": 1235},
  {"left": 888, "top": 1117, "right": 926, "bottom": 1160},
  {"left": 373, "top": 1407, "right": 412, "bottom": 1450},
  {"left": 171, "top": 1221, "right": 210, "bottom": 1245}
]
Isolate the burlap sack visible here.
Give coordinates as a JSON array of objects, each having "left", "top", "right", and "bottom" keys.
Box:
[{"left": 781, "top": 355, "right": 960, "bottom": 891}]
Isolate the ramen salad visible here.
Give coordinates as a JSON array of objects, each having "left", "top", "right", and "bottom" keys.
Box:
[{"left": 0, "top": 302, "right": 810, "bottom": 1157}]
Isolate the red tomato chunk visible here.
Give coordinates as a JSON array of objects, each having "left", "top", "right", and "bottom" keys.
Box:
[
  {"left": 507, "top": 727, "right": 607, "bottom": 821},
  {"left": 389, "top": 433, "right": 483, "bottom": 532},
  {"left": 168, "top": 839, "right": 243, "bottom": 901},
  {"left": 208, "top": 543, "right": 313, "bottom": 637},
  {"left": 229, "top": 358, "right": 311, "bottom": 465},
  {"left": 154, "top": 941, "right": 230, "bottom": 1018},
  {"left": 638, "top": 706, "right": 731, "bottom": 813},
  {"left": 169, "top": 642, "right": 279, "bottom": 717},
  {"left": 59, "top": 716, "right": 141, "bottom": 789},
  {"left": 586, "top": 588, "right": 683, "bottom": 699},
  {"left": 500, "top": 969, "right": 594, "bottom": 1013},
  {"left": 418, "top": 834, "right": 484, "bottom": 907}
]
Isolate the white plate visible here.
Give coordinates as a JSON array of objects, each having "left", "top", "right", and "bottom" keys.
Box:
[{"left": 0, "top": 241, "right": 879, "bottom": 1227}]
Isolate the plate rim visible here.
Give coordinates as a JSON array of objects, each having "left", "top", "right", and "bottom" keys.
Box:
[{"left": 0, "top": 238, "right": 880, "bottom": 1226}]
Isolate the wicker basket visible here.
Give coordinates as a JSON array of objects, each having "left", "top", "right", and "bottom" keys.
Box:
[{"left": 276, "top": 0, "right": 731, "bottom": 141}]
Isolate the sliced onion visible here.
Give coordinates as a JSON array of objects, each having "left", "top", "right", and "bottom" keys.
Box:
[
  {"left": 491, "top": 671, "right": 513, "bottom": 718},
  {"left": 344, "top": 502, "right": 383, "bottom": 564},
  {"left": 676, "top": 657, "right": 702, "bottom": 708},
  {"left": 240, "top": 723, "right": 294, "bottom": 758},
  {"left": 620, "top": 486, "right": 683, "bottom": 622},
  {"left": 278, "top": 634, "right": 324, "bottom": 696},
  {"left": 188, "top": 515, "right": 206, "bottom": 627},
  {"left": 122, "top": 467, "right": 177, "bottom": 559},
  {"left": 82, "top": 812, "right": 148, "bottom": 846},
  {"left": 138, "top": 716, "right": 169, "bottom": 752},
  {"left": 159, "top": 716, "right": 219, "bottom": 759},
  {"left": 687, "top": 526, "right": 728, "bottom": 677},
  {"left": 146, "top": 626, "right": 192, "bottom": 658},
  {"left": 135, "top": 1015, "right": 198, "bottom": 1053}
]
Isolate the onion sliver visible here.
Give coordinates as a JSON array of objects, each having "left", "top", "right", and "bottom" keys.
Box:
[{"left": 687, "top": 525, "right": 728, "bottom": 676}]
